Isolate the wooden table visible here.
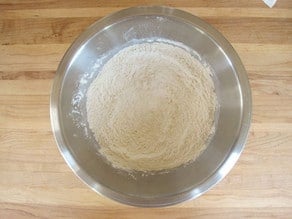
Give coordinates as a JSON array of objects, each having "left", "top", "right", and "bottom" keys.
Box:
[{"left": 1, "top": 1, "right": 291, "bottom": 218}]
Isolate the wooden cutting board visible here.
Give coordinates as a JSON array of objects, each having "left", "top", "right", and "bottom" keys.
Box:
[{"left": 0, "top": 0, "right": 291, "bottom": 218}]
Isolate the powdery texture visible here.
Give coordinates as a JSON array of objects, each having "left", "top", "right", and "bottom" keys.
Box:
[{"left": 86, "top": 42, "right": 216, "bottom": 172}]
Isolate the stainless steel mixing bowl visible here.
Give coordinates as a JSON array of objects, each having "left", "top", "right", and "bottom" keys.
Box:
[{"left": 50, "top": 6, "right": 252, "bottom": 207}]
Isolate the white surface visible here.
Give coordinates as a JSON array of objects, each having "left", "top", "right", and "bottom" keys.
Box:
[{"left": 263, "top": 0, "right": 277, "bottom": 8}]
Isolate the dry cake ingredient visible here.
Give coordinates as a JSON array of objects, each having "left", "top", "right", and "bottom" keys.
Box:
[{"left": 86, "top": 42, "right": 217, "bottom": 172}]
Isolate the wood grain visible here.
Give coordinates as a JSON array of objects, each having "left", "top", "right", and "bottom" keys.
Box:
[
  {"left": 1, "top": 7, "right": 292, "bottom": 19},
  {"left": 0, "top": 0, "right": 291, "bottom": 9},
  {"left": 0, "top": 1, "right": 291, "bottom": 218},
  {"left": 1, "top": 18, "right": 291, "bottom": 45}
]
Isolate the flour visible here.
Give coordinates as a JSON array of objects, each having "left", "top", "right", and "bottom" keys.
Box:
[{"left": 86, "top": 41, "right": 217, "bottom": 172}]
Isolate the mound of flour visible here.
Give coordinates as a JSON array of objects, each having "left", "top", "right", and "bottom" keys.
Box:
[{"left": 86, "top": 42, "right": 216, "bottom": 172}]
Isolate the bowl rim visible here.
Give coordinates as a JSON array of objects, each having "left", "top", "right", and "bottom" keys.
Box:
[{"left": 50, "top": 5, "right": 252, "bottom": 207}]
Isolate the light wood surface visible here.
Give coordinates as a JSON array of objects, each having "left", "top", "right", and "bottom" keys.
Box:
[{"left": 0, "top": 1, "right": 291, "bottom": 218}]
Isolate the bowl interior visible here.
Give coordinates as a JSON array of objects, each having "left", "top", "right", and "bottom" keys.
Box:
[{"left": 53, "top": 7, "right": 249, "bottom": 207}]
